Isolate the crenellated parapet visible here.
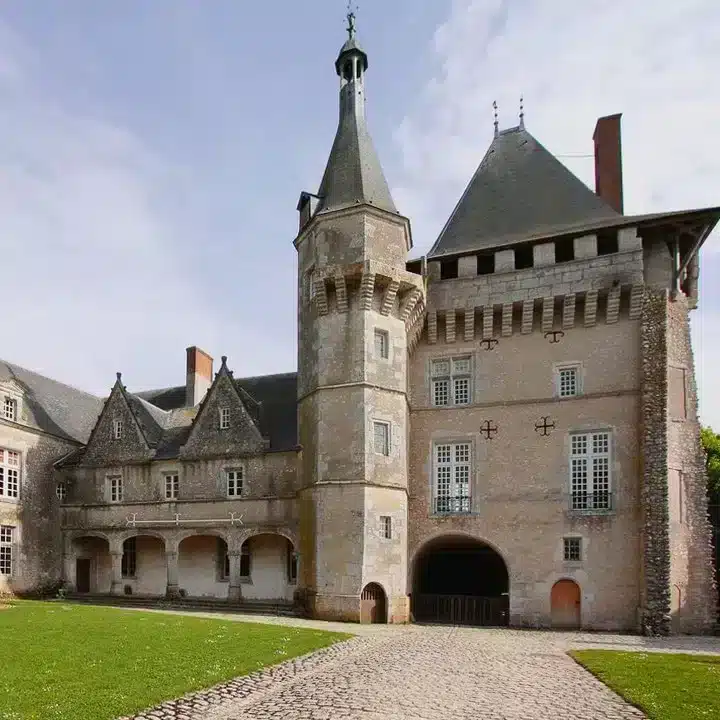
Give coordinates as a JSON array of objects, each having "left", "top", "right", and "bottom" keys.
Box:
[{"left": 307, "top": 258, "right": 426, "bottom": 348}]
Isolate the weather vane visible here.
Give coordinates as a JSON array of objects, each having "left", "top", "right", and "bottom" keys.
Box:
[{"left": 346, "top": 0, "right": 357, "bottom": 38}]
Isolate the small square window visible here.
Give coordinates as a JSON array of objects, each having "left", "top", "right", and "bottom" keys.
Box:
[
  {"left": 563, "top": 537, "right": 582, "bottom": 562},
  {"left": 56, "top": 482, "right": 66, "bottom": 501},
  {"left": 557, "top": 367, "right": 579, "bottom": 398},
  {"left": 165, "top": 474, "right": 179, "bottom": 500},
  {"left": 380, "top": 516, "right": 392, "bottom": 539},
  {"left": 373, "top": 422, "right": 390, "bottom": 456},
  {"left": 226, "top": 468, "right": 243, "bottom": 497},
  {"left": 112, "top": 419, "right": 123, "bottom": 440},
  {"left": 109, "top": 476, "right": 123, "bottom": 503},
  {"left": 3, "top": 397, "right": 17, "bottom": 422},
  {"left": 219, "top": 407, "right": 230, "bottom": 430},
  {"left": 374, "top": 329, "right": 389, "bottom": 359}
]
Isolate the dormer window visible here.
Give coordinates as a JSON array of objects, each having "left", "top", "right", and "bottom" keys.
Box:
[
  {"left": 219, "top": 407, "right": 230, "bottom": 430},
  {"left": 3, "top": 397, "right": 17, "bottom": 422},
  {"left": 112, "top": 419, "right": 123, "bottom": 440}
]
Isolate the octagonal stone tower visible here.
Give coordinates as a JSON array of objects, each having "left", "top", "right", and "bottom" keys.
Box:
[{"left": 294, "top": 22, "right": 425, "bottom": 623}]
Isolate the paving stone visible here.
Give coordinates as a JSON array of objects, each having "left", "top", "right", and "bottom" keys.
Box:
[{"left": 118, "top": 619, "right": 720, "bottom": 720}]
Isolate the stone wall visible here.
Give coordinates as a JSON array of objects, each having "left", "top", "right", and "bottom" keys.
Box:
[{"left": 0, "top": 423, "right": 75, "bottom": 595}]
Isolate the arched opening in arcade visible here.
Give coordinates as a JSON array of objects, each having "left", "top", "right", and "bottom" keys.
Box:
[
  {"left": 411, "top": 535, "right": 509, "bottom": 626},
  {"left": 71, "top": 536, "right": 111, "bottom": 594}
]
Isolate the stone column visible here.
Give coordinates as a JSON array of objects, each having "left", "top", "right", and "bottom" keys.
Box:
[
  {"left": 62, "top": 553, "right": 75, "bottom": 591},
  {"left": 165, "top": 550, "right": 180, "bottom": 598},
  {"left": 227, "top": 551, "right": 242, "bottom": 602},
  {"left": 110, "top": 551, "right": 123, "bottom": 595}
]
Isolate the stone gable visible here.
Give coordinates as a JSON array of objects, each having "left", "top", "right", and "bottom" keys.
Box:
[
  {"left": 180, "top": 370, "right": 266, "bottom": 460},
  {"left": 80, "top": 381, "right": 152, "bottom": 467}
]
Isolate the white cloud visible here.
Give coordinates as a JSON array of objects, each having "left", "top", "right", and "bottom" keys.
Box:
[
  {"left": 0, "top": 21, "right": 224, "bottom": 396},
  {"left": 395, "top": 0, "right": 720, "bottom": 427}
]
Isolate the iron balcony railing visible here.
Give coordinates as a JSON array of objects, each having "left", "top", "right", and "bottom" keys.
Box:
[
  {"left": 569, "top": 490, "right": 614, "bottom": 512},
  {"left": 432, "top": 496, "right": 471, "bottom": 515}
]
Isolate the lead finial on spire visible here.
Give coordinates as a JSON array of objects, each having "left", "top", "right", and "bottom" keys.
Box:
[
  {"left": 519, "top": 95, "right": 525, "bottom": 129},
  {"left": 346, "top": 0, "right": 357, "bottom": 38},
  {"left": 493, "top": 100, "right": 499, "bottom": 137}
]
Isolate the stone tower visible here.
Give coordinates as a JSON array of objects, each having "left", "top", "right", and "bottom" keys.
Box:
[{"left": 294, "top": 19, "right": 425, "bottom": 623}]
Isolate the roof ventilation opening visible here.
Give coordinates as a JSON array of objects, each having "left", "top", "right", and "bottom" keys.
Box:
[
  {"left": 555, "top": 239, "right": 575, "bottom": 264},
  {"left": 440, "top": 258, "right": 459, "bottom": 280},
  {"left": 477, "top": 253, "right": 495, "bottom": 275},
  {"left": 597, "top": 230, "right": 619, "bottom": 256},
  {"left": 515, "top": 245, "right": 534, "bottom": 270}
]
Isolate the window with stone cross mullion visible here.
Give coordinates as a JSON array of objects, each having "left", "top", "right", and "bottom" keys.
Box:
[
  {"left": 431, "top": 356, "right": 472, "bottom": 406},
  {"left": 433, "top": 442, "right": 471, "bottom": 514},
  {"left": 0, "top": 448, "right": 20, "bottom": 499}
]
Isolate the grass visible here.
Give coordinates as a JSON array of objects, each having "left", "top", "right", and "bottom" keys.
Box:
[
  {"left": 570, "top": 649, "right": 720, "bottom": 720},
  {"left": 0, "top": 600, "right": 350, "bottom": 720}
]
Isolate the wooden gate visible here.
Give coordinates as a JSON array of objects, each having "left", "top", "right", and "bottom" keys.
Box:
[
  {"left": 360, "top": 583, "right": 387, "bottom": 624},
  {"left": 412, "top": 593, "right": 509, "bottom": 626},
  {"left": 551, "top": 579, "right": 581, "bottom": 628}
]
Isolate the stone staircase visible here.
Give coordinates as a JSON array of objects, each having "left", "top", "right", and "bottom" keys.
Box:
[{"left": 63, "top": 593, "right": 301, "bottom": 617}]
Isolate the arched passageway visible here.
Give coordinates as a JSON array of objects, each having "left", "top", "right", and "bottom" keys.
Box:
[
  {"left": 360, "top": 583, "right": 387, "bottom": 624},
  {"left": 412, "top": 535, "right": 509, "bottom": 626},
  {"left": 120, "top": 535, "right": 166, "bottom": 596}
]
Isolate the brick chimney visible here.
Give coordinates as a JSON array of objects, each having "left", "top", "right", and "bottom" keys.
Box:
[
  {"left": 186, "top": 346, "right": 213, "bottom": 407},
  {"left": 593, "top": 113, "right": 624, "bottom": 214}
]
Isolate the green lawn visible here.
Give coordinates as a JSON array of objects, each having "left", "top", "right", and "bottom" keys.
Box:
[
  {"left": 0, "top": 601, "right": 350, "bottom": 720},
  {"left": 570, "top": 649, "right": 720, "bottom": 720}
]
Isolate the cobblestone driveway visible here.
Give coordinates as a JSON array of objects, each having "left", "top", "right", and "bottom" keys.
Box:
[{"left": 122, "top": 611, "right": 720, "bottom": 720}]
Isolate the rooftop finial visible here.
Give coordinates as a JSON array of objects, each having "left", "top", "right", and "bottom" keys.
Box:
[
  {"left": 346, "top": 0, "right": 357, "bottom": 38},
  {"left": 519, "top": 95, "right": 525, "bottom": 129},
  {"left": 493, "top": 100, "right": 499, "bottom": 137}
]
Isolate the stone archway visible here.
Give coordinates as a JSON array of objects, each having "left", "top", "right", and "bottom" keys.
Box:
[
  {"left": 551, "top": 579, "right": 581, "bottom": 629},
  {"left": 411, "top": 535, "right": 509, "bottom": 626},
  {"left": 360, "top": 583, "right": 387, "bottom": 624},
  {"left": 70, "top": 535, "right": 111, "bottom": 593}
]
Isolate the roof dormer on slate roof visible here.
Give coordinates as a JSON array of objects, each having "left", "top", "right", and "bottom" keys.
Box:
[{"left": 428, "top": 125, "right": 620, "bottom": 258}]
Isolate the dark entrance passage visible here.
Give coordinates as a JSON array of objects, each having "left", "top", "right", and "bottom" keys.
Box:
[
  {"left": 76, "top": 558, "right": 91, "bottom": 593},
  {"left": 412, "top": 536, "right": 509, "bottom": 626}
]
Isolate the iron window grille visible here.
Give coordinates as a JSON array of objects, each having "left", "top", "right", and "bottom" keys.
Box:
[
  {"left": 374, "top": 421, "right": 390, "bottom": 456},
  {"left": 557, "top": 366, "right": 580, "bottom": 398},
  {"left": 374, "top": 329, "right": 389, "bottom": 359},
  {"left": 563, "top": 537, "right": 582, "bottom": 562},
  {"left": 380, "top": 515, "right": 392, "bottom": 539}
]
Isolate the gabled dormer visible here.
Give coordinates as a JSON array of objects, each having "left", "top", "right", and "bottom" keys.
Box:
[
  {"left": 180, "top": 356, "right": 268, "bottom": 460},
  {"left": 80, "top": 373, "right": 156, "bottom": 467},
  {"left": 0, "top": 378, "right": 24, "bottom": 425}
]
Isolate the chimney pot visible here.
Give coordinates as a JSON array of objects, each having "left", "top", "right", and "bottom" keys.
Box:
[
  {"left": 593, "top": 113, "right": 624, "bottom": 214},
  {"left": 186, "top": 346, "right": 213, "bottom": 407}
]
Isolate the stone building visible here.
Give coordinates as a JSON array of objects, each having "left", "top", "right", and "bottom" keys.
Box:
[{"left": 3, "top": 23, "right": 719, "bottom": 634}]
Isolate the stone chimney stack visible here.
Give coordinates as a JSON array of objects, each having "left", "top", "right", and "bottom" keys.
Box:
[
  {"left": 593, "top": 113, "right": 624, "bottom": 214},
  {"left": 186, "top": 346, "right": 213, "bottom": 407}
]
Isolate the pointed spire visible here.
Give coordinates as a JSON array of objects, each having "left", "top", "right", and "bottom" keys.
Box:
[
  {"left": 519, "top": 95, "right": 525, "bottom": 129},
  {"left": 493, "top": 101, "right": 499, "bottom": 138},
  {"left": 315, "top": 14, "right": 397, "bottom": 215},
  {"left": 116, "top": 372, "right": 122, "bottom": 383}
]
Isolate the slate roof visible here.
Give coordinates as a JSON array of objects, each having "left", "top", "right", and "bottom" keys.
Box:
[
  {"left": 136, "top": 372, "right": 299, "bottom": 455},
  {"left": 315, "top": 36, "right": 397, "bottom": 216},
  {"left": 0, "top": 360, "right": 104, "bottom": 444},
  {"left": 429, "top": 125, "right": 620, "bottom": 258}
]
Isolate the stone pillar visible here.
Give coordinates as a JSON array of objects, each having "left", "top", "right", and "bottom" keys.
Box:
[
  {"left": 227, "top": 551, "right": 242, "bottom": 602},
  {"left": 457, "top": 255, "right": 476, "bottom": 278},
  {"left": 110, "top": 551, "right": 123, "bottom": 595},
  {"left": 533, "top": 242, "right": 555, "bottom": 267},
  {"left": 495, "top": 249, "right": 515, "bottom": 272},
  {"left": 165, "top": 550, "right": 180, "bottom": 598},
  {"left": 62, "top": 553, "right": 75, "bottom": 591},
  {"left": 574, "top": 235, "right": 598, "bottom": 259}
]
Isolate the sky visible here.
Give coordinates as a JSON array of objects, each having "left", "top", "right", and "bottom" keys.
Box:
[{"left": 2, "top": 1, "right": 719, "bottom": 426}]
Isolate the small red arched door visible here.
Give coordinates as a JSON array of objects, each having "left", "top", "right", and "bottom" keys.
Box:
[
  {"left": 360, "top": 583, "right": 387, "bottom": 624},
  {"left": 551, "top": 579, "right": 581, "bottom": 629}
]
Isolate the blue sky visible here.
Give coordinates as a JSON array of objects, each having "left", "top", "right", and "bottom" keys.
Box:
[{"left": 3, "top": 1, "right": 720, "bottom": 426}]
